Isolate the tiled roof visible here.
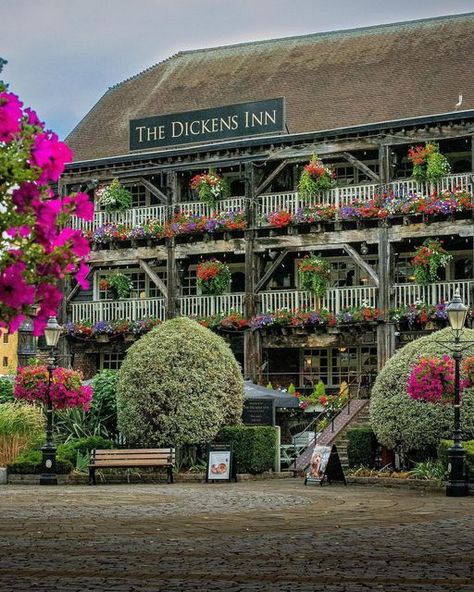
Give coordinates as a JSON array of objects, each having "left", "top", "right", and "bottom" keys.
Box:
[{"left": 66, "top": 13, "right": 474, "bottom": 162}]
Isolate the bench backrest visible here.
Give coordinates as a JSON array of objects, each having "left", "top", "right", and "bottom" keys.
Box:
[{"left": 91, "top": 448, "right": 175, "bottom": 467}]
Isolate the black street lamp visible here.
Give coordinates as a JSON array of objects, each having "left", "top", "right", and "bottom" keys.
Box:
[
  {"left": 445, "top": 290, "right": 469, "bottom": 497},
  {"left": 40, "top": 316, "right": 62, "bottom": 486}
]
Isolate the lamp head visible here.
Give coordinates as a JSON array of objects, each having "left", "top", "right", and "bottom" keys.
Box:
[
  {"left": 447, "top": 290, "right": 468, "bottom": 337},
  {"left": 44, "top": 316, "right": 62, "bottom": 348}
]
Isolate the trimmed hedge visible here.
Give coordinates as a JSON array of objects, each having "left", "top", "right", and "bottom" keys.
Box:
[
  {"left": 347, "top": 427, "right": 378, "bottom": 468},
  {"left": 218, "top": 426, "right": 277, "bottom": 474},
  {"left": 438, "top": 439, "right": 474, "bottom": 481}
]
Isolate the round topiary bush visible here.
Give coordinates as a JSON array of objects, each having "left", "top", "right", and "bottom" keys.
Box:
[
  {"left": 116, "top": 317, "right": 244, "bottom": 447},
  {"left": 370, "top": 327, "right": 474, "bottom": 456}
]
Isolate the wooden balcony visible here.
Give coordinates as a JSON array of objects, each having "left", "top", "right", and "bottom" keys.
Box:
[
  {"left": 71, "top": 205, "right": 167, "bottom": 233},
  {"left": 393, "top": 280, "right": 474, "bottom": 308},
  {"left": 259, "top": 287, "right": 378, "bottom": 313},
  {"left": 177, "top": 293, "right": 245, "bottom": 317},
  {"left": 70, "top": 297, "right": 166, "bottom": 323}
]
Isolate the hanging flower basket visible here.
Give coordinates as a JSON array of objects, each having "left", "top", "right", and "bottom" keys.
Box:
[
  {"left": 190, "top": 170, "right": 229, "bottom": 208},
  {"left": 408, "top": 143, "right": 451, "bottom": 183},
  {"left": 297, "top": 255, "right": 331, "bottom": 297},
  {"left": 410, "top": 238, "right": 452, "bottom": 285},
  {"left": 196, "top": 259, "right": 231, "bottom": 295},
  {"left": 95, "top": 178, "right": 132, "bottom": 212},
  {"left": 407, "top": 355, "right": 455, "bottom": 404},
  {"left": 107, "top": 272, "right": 133, "bottom": 299},
  {"left": 298, "top": 154, "right": 335, "bottom": 198}
]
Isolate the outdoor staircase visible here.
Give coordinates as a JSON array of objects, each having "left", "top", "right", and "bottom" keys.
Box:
[{"left": 290, "top": 399, "right": 371, "bottom": 474}]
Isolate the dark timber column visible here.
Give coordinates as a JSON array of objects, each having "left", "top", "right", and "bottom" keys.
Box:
[
  {"left": 166, "top": 171, "right": 178, "bottom": 320},
  {"left": 378, "top": 144, "right": 391, "bottom": 184},
  {"left": 243, "top": 162, "right": 261, "bottom": 381},
  {"left": 377, "top": 226, "right": 395, "bottom": 371}
]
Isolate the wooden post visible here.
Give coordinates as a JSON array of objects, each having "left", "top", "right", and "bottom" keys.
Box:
[
  {"left": 166, "top": 171, "right": 178, "bottom": 320},
  {"left": 376, "top": 226, "right": 395, "bottom": 371},
  {"left": 243, "top": 162, "right": 261, "bottom": 381},
  {"left": 378, "top": 144, "right": 391, "bottom": 185}
]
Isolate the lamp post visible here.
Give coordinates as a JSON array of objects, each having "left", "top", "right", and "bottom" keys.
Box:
[
  {"left": 40, "top": 316, "right": 62, "bottom": 486},
  {"left": 445, "top": 290, "right": 469, "bottom": 497}
]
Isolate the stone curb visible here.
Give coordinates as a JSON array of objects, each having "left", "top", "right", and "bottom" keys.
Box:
[{"left": 347, "top": 475, "right": 474, "bottom": 494}]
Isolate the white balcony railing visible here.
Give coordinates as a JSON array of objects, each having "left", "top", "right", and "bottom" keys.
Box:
[
  {"left": 177, "top": 196, "right": 246, "bottom": 218},
  {"left": 259, "top": 173, "right": 473, "bottom": 220},
  {"left": 259, "top": 287, "right": 378, "bottom": 314},
  {"left": 70, "top": 298, "right": 166, "bottom": 323},
  {"left": 177, "top": 293, "right": 245, "bottom": 317},
  {"left": 393, "top": 280, "right": 474, "bottom": 309},
  {"left": 72, "top": 205, "right": 168, "bottom": 232}
]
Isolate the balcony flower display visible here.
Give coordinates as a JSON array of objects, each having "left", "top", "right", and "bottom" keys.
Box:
[
  {"left": 195, "top": 312, "right": 248, "bottom": 332},
  {"left": 297, "top": 255, "right": 331, "bottom": 297},
  {"left": 14, "top": 366, "right": 92, "bottom": 411},
  {"left": 250, "top": 308, "right": 337, "bottom": 330},
  {"left": 190, "top": 170, "right": 229, "bottom": 208},
  {"left": 95, "top": 178, "right": 132, "bottom": 212},
  {"left": 63, "top": 321, "right": 93, "bottom": 339},
  {"left": 298, "top": 154, "right": 335, "bottom": 198},
  {"left": 407, "top": 355, "right": 455, "bottom": 404},
  {"left": 408, "top": 143, "right": 451, "bottom": 182},
  {"left": 336, "top": 306, "right": 384, "bottom": 324},
  {"left": 64, "top": 318, "right": 162, "bottom": 340},
  {"left": 107, "top": 272, "right": 133, "bottom": 299},
  {"left": 131, "top": 318, "right": 161, "bottom": 336},
  {"left": 196, "top": 259, "right": 231, "bottom": 295},
  {"left": 266, "top": 210, "right": 293, "bottom": 227},
  {"left": 92, "top": 321, "right": 114, "bottom": 342},
  {"left": 411, "top": 239, "right": 452, "bottom": 285},
  {"left": 294, "top": 204, "right": 337, "bottom": 223},
  {"left": 389, "top": 301, "right": 449, "bottom": 328}
]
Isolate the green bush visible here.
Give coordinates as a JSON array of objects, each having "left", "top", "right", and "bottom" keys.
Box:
[
  {"left": 0, "top": 378, "right": 14, "bottom": 404},
  {"left": 347, "top": 427, "right": 378, "bottom": 468},
  {"left": 58, "top": 435, "right": 115, "bottom": 465},
  {"left": 91, "top": 370, "right": 118, "bottom": 435},
  {"left": 8, "top": 449, "right": 73, "bottom": 474},
  {"left": 117, "top": 318, "right": 244, "bottom": 447},
  {"left": 438, "top": 439, "right": 474, "bottom": 481},
  {"left": 370, "top": 328, "right": 474, "bottom": 456},
  {"left": 218, "top": 426, "right": 277, "bottom": 474},
  {"left": 0, "top": 402, "right": 44, "bottom": 465}
]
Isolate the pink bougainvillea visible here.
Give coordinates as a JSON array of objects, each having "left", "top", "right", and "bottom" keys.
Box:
[
  {"left": 14, "top": 365, "right": 92, "bottom": 411},
  {"left": 0, "top": 78, "right": 93, "bottom": 335},
  {"left": 407, "top": 355, "right": 455, "bottom": 404}
]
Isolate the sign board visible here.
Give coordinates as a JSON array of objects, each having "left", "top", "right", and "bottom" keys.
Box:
[
  {"left": 242, "top": 398, "right": 275, "bottom": 426},
  {"left": 129, "top": 98, "right": 285, "bottom": 151},
  {"left": 206, "top": 444, "right": 234, "bottom": 482},
  {"left": 304, "top": 444, "right": 347, "bottom": 486}
]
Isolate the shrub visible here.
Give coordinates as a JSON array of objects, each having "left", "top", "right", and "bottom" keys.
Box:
[
  {"left": 370, "top": 328, "right": 474, "bottom": 456},
  {"left": 117, "top": 317, "right": 244, "bottom": 447},
  {"left": 347, "top": 427, "right": 378, "bottom": 468},
  {"left": 218, "top": 426, "right": 277, "bottom": 474},
  {"left": 54, "top": 407, "right": 112, "bottom": 443},
  {"left": 90, "top": 370, "right": 118, "bottom": 435},
  {"left": 0, "top": 403, "right": 44, "bottom": 466},
  {"left": 7, "top": 449, "right": 73, "bottom": 474},
  {"left": 0, "top": 377, "right": 14, "bottom": 404},
  {"left": 58, "top": 435, "right": 115, "bottom": 465},
  {"left": 438, "top": 439, "right": 474, "bottom": 481}
]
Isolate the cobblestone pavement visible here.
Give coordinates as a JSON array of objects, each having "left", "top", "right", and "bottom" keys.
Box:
[{"left": 0, "top": 481, "right": 473, "bottom": 592}]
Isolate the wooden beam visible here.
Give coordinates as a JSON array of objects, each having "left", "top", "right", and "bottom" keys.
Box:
[
  {"left": 137, "top": 258, "right": 167, "bottom": 299},
  {"left": 341, "top": 152, "right": 380, "bottom": 182},
  {"left": 255, "top": 160, "right": 288, "bottom": 195},
  {"left": 138, "top": 177, "right": 168, "bottom": 203},
  {"left": 65, "top": 265, "right": 95, "bottom": 303},
  {"left": 342, "top": 244, "right": 379, "bottom": 287},
  {"left": 255, "top": 249, "right": 289, "bottom": 293}
]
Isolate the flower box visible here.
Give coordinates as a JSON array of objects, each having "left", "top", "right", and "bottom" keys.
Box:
[{"left": 96, "top": 334, "right": 109, "bottom": 343}]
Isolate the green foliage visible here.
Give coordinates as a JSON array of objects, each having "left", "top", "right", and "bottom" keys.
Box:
[
  {"left": 0, "top": 378, "right": 14, "bottom": 404},
  {"left": 438, "top": 439, "right": 474, "bottom": 480},
  {"left": 218, "top": 426, "right": 277, "bottom": 474},
  {"left": 370, "top": 328, "right": 474, "bottom": 456},
  {"left": 0, "top": 402, "right": 44, "bottom": 439},
  {"left": 426, "top": 151, "right": 451, "bottom": 182},
  {"left": 297, "top": 256, "right": 331, "bottom": 297},
  {"left": 314, "top": 380, "right": 325, "bottom": 398},
  {"left": 97, "top": 178, "right": 132, "bottom": 212},
  {"left": 317, "top": 417, "right": 329, "bottom": 432},
  {"left": 409, "top": 460, "right": 446, "bottom": 481},
  {"left": 54, "top": 407, "right": 112, "bottom": 443},
  {"left": 347, "top": 427, "right": 378, "bottom": 468},
  {"left": 266, "top": 382, "right": 274, "bottom": 390},
  {"left": 7, "top": 449, "right": 73, "bottom": 474},
  {"left": 287, "top": 383, "right": 296, "bottom": 395},
  {"left": 117, "top": 317, "right": 244, "bottom": 447},
  {"left": 91, "top": 370, "right": 118, "bottom": 435},
  {"left": 108, "top": 272, "right": 133, "bottom": 299},
  {"left": 412, "top": 238, "right": 452, "bottom": 286},
  {"left": 298, "top": 154, "right": 334, "bottom": 198}
]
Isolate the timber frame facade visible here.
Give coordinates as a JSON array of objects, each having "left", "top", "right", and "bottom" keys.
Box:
[{"left": 61, "top": 111, "right": 474, "bottom": 390}]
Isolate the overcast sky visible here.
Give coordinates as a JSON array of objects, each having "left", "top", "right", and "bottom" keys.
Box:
[{"left": 1, "top": 0, "right": 473, "bottom": 139}]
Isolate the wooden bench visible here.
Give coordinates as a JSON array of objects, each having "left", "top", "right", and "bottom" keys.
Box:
[{"left": 89, "top": 448, "right": 175, "bottom": 485}]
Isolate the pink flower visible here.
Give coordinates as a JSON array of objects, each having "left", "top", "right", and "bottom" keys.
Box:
[
  {"left": 72, "top": 192, "right": 94, "bottom": 221},
  {"left": 0, "top": 263, "right": 35, "bottom": 309},
  {"left": 6, "top": 225, "right": 31, "bottom": 238},
  {"left": 24, "top": 107, "right": 44, "bottom": 128},
  {"left": 75, "top": 261, "right": 90, "bottom": 290},
  {"left": 30, "top": 132, "right": 73, "bottom": 183},
  {"left": 0, "top": 91, "right": 23, "bottom": 142},
  {"left": 11, "top": 182, "right": 41, "bottom": 213}
]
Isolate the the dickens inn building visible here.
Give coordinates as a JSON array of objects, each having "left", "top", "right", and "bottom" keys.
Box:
[{"left": 61, "top": 14, "right": 474, "bottom": 395}]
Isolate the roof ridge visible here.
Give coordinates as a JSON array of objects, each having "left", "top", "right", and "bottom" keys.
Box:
[{"left": 108, "top": 51, "right": 185, "bottom": 91}]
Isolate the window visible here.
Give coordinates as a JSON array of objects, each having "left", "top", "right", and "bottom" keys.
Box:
[
  {"left": 2, "top": 357, "right": 8, "bottom": 368},
  {"left": 302, "top": 346, "right": 378, "bottom": 388},
  {"left": 2, "top": 332, "right": 8, "bottom": 344},
  {"left": 97, "top": 268, "right": 166, "bottom": 300},
  {"left": 129, "top": 185, "right": 147, "bottom": 208},
  {"left": 100, "top": 352, "right": 125, "bottom": 370}
]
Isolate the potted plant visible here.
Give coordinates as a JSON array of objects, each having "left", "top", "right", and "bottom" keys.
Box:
[
  {"left": 93, "top": 321, "right": 114, "bottom": 342},
  {"left": 95, "top": 178, "right": 132, "bottom": 212},
  {"left": 196, "top": 259, "right": 231, "bottom": 295},
  {"left": 190, "top": 170, "right": 229, "bottom": 208},
  {"left": 408, "top": 143, "right": 451, "bottom": 183},
  {"left": 297, "top": 255, "right": 331, "bottom": 298},
  {"left": 411, "top": 238, "right": 452, "bottom": 285},
  {"left": 107, "top": 271, "right": 133, "bottom": 299},
  {"left": 298, "top": 154, "right": 335, "bottom": 198}
]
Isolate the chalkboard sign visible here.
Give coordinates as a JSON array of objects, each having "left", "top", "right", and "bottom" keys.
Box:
[
  {"left": 242, "top": 398, "right": 275, "bottom": 426},
  {"left": 304, "top": 444, "right": 347, "bottom": 486}
]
